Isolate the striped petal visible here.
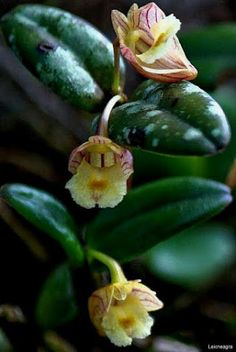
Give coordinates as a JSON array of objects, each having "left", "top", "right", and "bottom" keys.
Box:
[
  {"left": 131, "top": 281, "right": 164, "bottom": 312},
  {"left": 111, "top": 9, "right": 130, "bottom": 39},
  {"left": 88, "top": 285, "right": 114, "bottom": 335},
  {"left": 137, "top": 14, "right": 181, "bottom": 64},
  {"left": 137, "top": 2, "right": 165, "bottom": 36}
]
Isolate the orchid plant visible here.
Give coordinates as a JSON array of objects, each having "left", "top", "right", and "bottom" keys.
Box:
[{"left": 0, "top": 2, "right": 235, "bottom": 351}]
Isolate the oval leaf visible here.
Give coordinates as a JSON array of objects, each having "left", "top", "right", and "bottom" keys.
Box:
[
  {"left": 132, "top": 85, "right": 236, "bottom": 184},
  {"left": 0, "top": 5, "right": 125, "bottom": 112},
  {"left": 145, "top": 224, "right": 236, "bottom": 290},
  {"left": 106, "top": 80, "right": 230, "bottom": 156},
  {"left": 86, "top": 177, "right": 232, "bottom": 262},
  {"left": 0, "top": 184, "right": 84, "bottom": 266},
  {"left": 180, "top": 24, "right": 236, "bottom": 89},
  {"left": 36, "top": 264, "right": 78, "bottom": 328}
]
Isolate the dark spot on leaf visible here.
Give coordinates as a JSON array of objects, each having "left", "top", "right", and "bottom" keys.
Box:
[
  {"left": 171, "top": 97, "right": 179, "bottom": 107},
  {"left": 37, "top": 41, "right": 58, "bottom": 53},
  {"left": 128, "top": 128, "right": 145, "bottom": 146}
]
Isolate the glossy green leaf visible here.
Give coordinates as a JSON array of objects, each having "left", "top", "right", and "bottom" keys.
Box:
[
  {"left": 107, "top": 80, "right": 230, "bottom": 156},
  {"left": 145, "top": 224, "right": 236, "bottom": 290},
  {"left": 0, "top": 5, "right": 124, "bottom": 111},
  {"left": 180, "top": 24, "right": 236, "bottom": 89},
  {"left": 36, "top": 263, "right": 78, "bottom": 328},
  {"left": 204, "top": 86, "right": 236, "bottom": 181},
  {"left": 0, "top": 183, "right": 84, "bottom": 266},
  {"left": 86, "top": 177, "right": 232, "bottom": 262},
  {"left": 133, "top": 85, "right": 236, "bottom": 184}
]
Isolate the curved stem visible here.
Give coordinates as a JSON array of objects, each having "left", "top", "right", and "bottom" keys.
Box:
[
  {"left": 87, "top": 248, "right": 127, "bottom": 284},
  {"left": 98, "top": 94, "right": 122, "bottom": 137}
]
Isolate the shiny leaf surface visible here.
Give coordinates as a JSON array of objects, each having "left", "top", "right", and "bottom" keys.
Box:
[
  {"left": 107, "top": 80, "right": 230, "bottom": 156},
  {"left": 0, "top": 184, "right": 84, "bottom": 266},
  {"left": 0, "top": 5, "right": 125, "bottom": 111},
  {"left": 86, "top": 177, "right": 232, "bottom": 262}
]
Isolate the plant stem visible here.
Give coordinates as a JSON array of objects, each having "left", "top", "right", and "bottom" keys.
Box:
[
  {"left": 98, "top": 94, "right": 122, "bottom": 137},
  {"left": 87, "top": 248, "right": 127, "bottom": 284},
  {"left": 112, "top": 37, "right": 122, "bottom": 96}
]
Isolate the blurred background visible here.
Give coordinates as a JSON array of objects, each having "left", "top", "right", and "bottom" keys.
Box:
[{"left": 0, "top": 0, "right": 236, "bottom": 351}]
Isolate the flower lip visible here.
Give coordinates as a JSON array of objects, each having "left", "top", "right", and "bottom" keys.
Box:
[{"left": 111, "top": 2, "right": 198, "bottom": 82}]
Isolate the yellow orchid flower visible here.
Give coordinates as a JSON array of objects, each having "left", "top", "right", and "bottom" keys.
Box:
[
  {"left": 88, "top": 280, "right": 163, "bottom": 347},
  {"left": 111, "top": 2, "right": 197, "bottom": 82},
  {"left": 66, "top": 95, "right": 133, "bottom": 209},
  {"left": 88, "top": 249, "right": 163, "bottom": 347},
  {"left": 66, "top": 135, "right": 133, "bottom": 209}
]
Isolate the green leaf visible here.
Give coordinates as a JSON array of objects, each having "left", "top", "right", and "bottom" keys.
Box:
[
  {"left": 0, "top": 183, "right": 84, "bottom": 266},
  {"left": 204, "top": 86, "right": 236, "bottom": 181},
  {"left": 0, "top": 5, "right": 125, "bottom": 112},
  {"left": 145, "top": 224, "right": 236, "bottom": 290},
  {"left": 0, "top": 329, "right": 12, "bottom": 352},
  {"left": 86, "top": 177, "right": 232, "bottom": 262},
  {"left": 180, "top": 24, "right": 236, "bottom": 89},
  {"left": 133, "top": 85, "right": 236, "bottom": 184},
  {"left": 36, "top": 263, "right": 78, "bottom": 328},
  {"left": 106, "top": 80, "right": 230, "bottom": 156}
]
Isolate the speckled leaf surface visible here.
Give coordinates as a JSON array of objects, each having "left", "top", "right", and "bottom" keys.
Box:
[
  {"left": 0, "top": 184, "right": 84, "bottom": 266},
  {"left": 106, "top": 80, "right": 230, "bottom": 156},
  {"left": 0, "top": 5, "right": 125, "bottom": 111},
  {"left": 86, "top": 177, "right": 232, "bottom": 262}
]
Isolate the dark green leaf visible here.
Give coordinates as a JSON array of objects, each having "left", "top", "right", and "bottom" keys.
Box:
[
  {"left": 0, "top": 183, "right": 84, "bottom": 266},
  {"left": 0, "top": 5, "right": 125, "bottom": 111},
  {"left": 86, "top": 177, "right": 232, "bottom": 262},
  {"left": 180, "top": 24, "right": 236, "bottom": 89},
  {"left": 107, "top": 80, "right": 230, "bottom": 156},
  {"left": 133, "top": 85, "right": 236, "bottom": 184},
  {"left": 145, "top": 224, "right": 236, "bottom": 290},
  {"left": 36, "top": 263, "right": 78, "bottom": 328},
  {"left": 204, "top": 86, "right": 236, "bottom": 181},
  {"left": 0, "top": 329, "right": 12, "bottom": 352}
]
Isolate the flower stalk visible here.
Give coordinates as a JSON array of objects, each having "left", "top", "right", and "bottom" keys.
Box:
[
  {"left": 98, "top": 94, "right": 122, "bottom": 137},
  {"left": 112, "top": 38, "right": 122, "bottom": 96},
  {"left": 88, "top": 248, "right": 127, "bottom": 283}
]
